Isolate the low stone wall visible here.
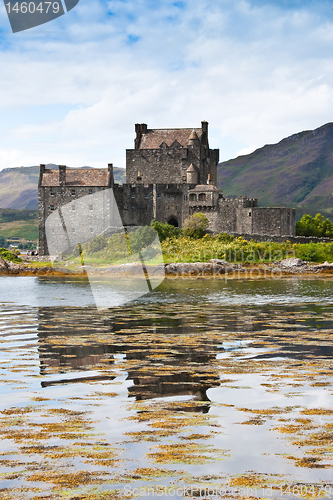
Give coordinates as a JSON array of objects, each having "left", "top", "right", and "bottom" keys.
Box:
[{"left": 229, "top": 233, "right": 333, "bottom": 244}]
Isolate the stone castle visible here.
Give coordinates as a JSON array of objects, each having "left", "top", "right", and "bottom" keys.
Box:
[{"left": 38, "top": 121, "right": 295, "bottom": 255}]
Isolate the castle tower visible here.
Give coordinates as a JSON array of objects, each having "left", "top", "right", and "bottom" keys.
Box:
[
  {"left": 126, "top": 122, "right": 219, "bottom": 185},
  {"left": 186, "top": 163, "right": 198, "bottom": 184}
]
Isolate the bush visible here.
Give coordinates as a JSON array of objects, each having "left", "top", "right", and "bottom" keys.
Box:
[
  {"left": 84, "top": 234, "right": 108, "bottom": 254},
  {"left": 0, "top": 248, "right": 22, "bottom": 263},
  {"left": 218, "top": 232, "right": 234, "bottom": 243},
  {"left": 151, "top": 220, "right": 180, "bottom": 241},
  {"left": 182, "top": 213, "right": 209, "bottom": 239}
]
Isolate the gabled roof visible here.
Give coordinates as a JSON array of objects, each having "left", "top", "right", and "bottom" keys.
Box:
[
  {"left": 40, "top": 168, "right": 110, "bottom": 187},
  {"left": 138, "top": 128, "right": 202, "bottom": 149}
]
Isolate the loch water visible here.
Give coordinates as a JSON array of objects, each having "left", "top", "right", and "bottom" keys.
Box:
[{"left": 0, "top": 276, "right": 332, "bottom": 499}]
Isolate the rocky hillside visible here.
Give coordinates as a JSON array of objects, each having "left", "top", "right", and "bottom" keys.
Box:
[
  {"left": 0, "top": 165, "right": 126, "bottom": 210},
  {"left": 217, "top": 122, "right": 333, "bottom": 219}
]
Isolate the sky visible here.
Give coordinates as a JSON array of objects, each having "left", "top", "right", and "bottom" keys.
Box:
[{"left": 0, "top": 0, "right": 333, "bottom": 170}]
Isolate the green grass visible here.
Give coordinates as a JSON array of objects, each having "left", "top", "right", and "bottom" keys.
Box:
[
  {"left": 0, "top": 208, "right": 38, "bottom": 242},
  {"left": 161, "top": 236, "right": 333, "bottom": 264},
  {"left": 0, "top": 224, "right": 38, "bottom": 241},
  {"left": 62, "top": 234, "right": 333, "bottom": 266}
]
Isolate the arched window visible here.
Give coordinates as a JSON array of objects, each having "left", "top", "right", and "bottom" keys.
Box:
[
  {"left": 189, "top": 193, "right": 197, "bottom": 201},
  {"left": 198, "top": 193, "right": 206, "bottom": 201}
]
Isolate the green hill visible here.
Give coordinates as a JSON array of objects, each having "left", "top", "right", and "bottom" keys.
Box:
[
  {"left": 217, "top": 122, "right": 333, "bottom": 219},
  {"left": 0, "top": 165, "right": 126, "bottom": 210},
  {"left": 0, "top": 208, "right": 38, "bottom": 242}
]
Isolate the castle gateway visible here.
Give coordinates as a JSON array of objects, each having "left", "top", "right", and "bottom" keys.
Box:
[{"left": 38, "top": 121, "right": 295, "bottom": 255}]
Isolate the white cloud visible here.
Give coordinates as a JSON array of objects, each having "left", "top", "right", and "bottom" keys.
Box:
[{"left": 0, "top": 0, "right": 333, "bottom": 169}]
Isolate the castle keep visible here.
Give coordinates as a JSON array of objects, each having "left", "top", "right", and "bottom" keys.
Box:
[{"left": 38, "top": 121, "right": 295, "bottom": 256}]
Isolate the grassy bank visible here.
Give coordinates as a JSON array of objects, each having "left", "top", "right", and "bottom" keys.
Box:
[
  {"left": 62, "top": 232, "right": 333, "bottom": 267},
  {"left": 161, "top": 235, "right": 333, "bottom": 264}
]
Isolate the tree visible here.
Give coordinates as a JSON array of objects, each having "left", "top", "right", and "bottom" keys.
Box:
[
  {"left": 296, "top": 213, "right": 333, "bottom": 238},
  {"left": 182, "top": 213, "right": 209, "bottom": 238},
  {"left": 0, "top": 236, "right": 8, "bottom": 248}
]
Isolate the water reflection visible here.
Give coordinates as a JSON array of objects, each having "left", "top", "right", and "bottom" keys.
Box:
[
  {"left": 37, "top": 306, "right": 221, "bottom": 409},
  {"left": 1, "top": 278, "right": 333, "bottom": 498}
]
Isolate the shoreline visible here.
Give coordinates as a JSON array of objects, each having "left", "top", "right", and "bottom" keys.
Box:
[{"left": 1, "top": 257, "right": 333, "bottom": 278}]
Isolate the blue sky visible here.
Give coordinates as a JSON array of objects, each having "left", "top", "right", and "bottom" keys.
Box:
[{"left": 0, "top": 0, "right": 333, "bottom": 169}]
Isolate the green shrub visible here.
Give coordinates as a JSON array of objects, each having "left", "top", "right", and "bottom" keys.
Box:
[
  {"left": 182, "top": 213, "right": 209, "bottom": 239},
  {"left": 218, "top": 232, "right": 234, "bottom": 243},
  {"left": 84, "top": 234, "right": 108, "bottom": 254},
  {"left": 0, "top": 248, "right": 22, "bottom": 263},
  {"left": 151, "top": 220, "right": 180, "bottom": 241}
]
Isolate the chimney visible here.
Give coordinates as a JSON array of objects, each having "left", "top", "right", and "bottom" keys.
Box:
[
  {"left": 207, "top": 174, "right": 211, "bottom": 185},
  {"left": 59, "top": 165, "right": 66, "bottom": 187},
  {"left": 134, "top": 123, "right": 148, "bottom": 149},
  {"left": 38, "top": 164, "right": 46, "bottom": 187},
  {"left": 201, "top": 121, "right": 208, "bottom": 135},
  {"left": 108, "top": 163, "right": 114, "bottom": 188}
]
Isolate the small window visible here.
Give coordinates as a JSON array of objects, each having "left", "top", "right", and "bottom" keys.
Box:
[
  {"left": 71, "top": 189, "right": 76, "bottom": 196},
  {"left": 51, "top": 229, "right": 55, "bottom": 235},
  {"left": 171, "top": 194, "right": 175, "bottom": 199},
  {"left": 182, "top": 164, "right": 187, "bottom": 170},
  {"left": 145, "top": 194, "right": 148, "bottom": 199},
  {"left": 89, "top": 189, "right": 93, "bottom": 195},
  {"left": 198, "top": 193, "right": 206, "bottom": 201},
  {"left": 248, "top": 212, "right": 252, "bottom": 217},
  {"left": 50, "top": 188, "right": 55, "bottom": 196},
  {"left": 157, "top": 193, "right": 161, "bottom": 199},
  {"left": 50, "top": 205, "right": 55, "bottom": 211},
  {"left": 72, "top": 228, "right": 76, "bottom": 233},
  {"left": 72, "top": 205, "right": 76, "bottom": 211},
  {"left": 131, "top": 193, "right": 135, "bottom": 199},
  {"left": 189, "top": 194, "right": 197, "bottom": 201},
  {"left": 89, "top": 205, "right": 93, "bottom": 211},
  {"left": 131, "top": 205, "right": 134, "bottom": 209},
  {"left": 90, "top": 228, "right": 94, "bottom": 233}
]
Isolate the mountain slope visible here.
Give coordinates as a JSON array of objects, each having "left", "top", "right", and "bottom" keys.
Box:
[
  {"left": 217, "top": 122, "right": 333, "bottom": 218},
  {"left": 0, "top": 165, "right": 126, "bottom": 210}
]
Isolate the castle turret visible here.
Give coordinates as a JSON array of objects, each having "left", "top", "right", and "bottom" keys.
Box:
[
  {"left": 187, "top": 130, "right": 199, "bottom": 147},
  {"left": 186, "top": 163, "right": 198, "bottom": 184}
]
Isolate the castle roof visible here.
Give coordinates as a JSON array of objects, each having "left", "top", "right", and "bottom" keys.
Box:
[
  {"left": 189, "top": 184, "right": 220, "bottom": 192},
  {"left": 186, "top": 163, "right": 197, "bottom": 172},
  {"left": 40, "top": 168, "right": 110, "bottom": 187},
  {"left": 188, "top": 130, "right": 199, "bottom": 142},
  {"left": 138, "top": 128, "right": 202, "bottom": 149}
]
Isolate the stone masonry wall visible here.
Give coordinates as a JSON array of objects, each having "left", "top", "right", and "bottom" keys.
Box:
[
  {"left": 229, "top": 233, "right": 333, "bottom": 244},
  {"left": 126, "top": 148, "right": 188, "bottom": 185},
  {"left": 251, "top": 208, "right": 295, "bottom": 236}
]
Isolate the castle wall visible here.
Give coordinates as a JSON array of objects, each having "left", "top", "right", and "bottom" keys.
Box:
[
  {"left": 126, "top": 146, "right": 219, "bottom": 186},
  {"left": 252, "top": 208, "right": 295, "bottom": 236},
  {"left": 114, "top": 183, "right": 188, "bottom": 228},
  {"left": 126, "top": 148, "right": 187, "bottom": 185}
]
